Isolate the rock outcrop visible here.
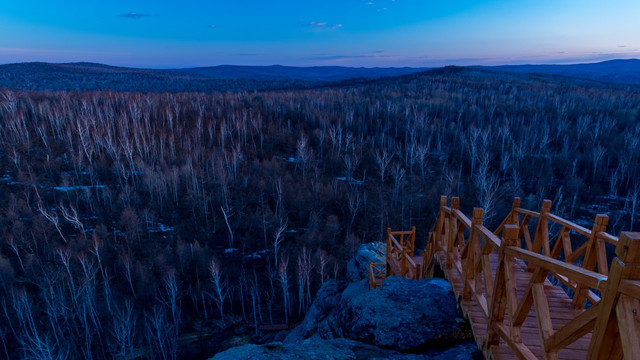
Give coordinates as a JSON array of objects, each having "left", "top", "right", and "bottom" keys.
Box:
[
  {"left": 211, "top": 242, "right": 478, "bottom": 359},
  {"left": 284, "top": 280, "right": 349, "bottom": 342},
  {"left": 346, "top": 241, "right": 386, "bottom": 282},
  {"left": 210, "top": 337, "right": 480, "bottom": 360},
  {"left": 286, "top": 277, "right": 472, "bottom": 351}
]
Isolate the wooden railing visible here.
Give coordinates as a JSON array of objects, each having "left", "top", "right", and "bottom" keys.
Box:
[
  {"left": 386, "top": 226, "right": 420, "bottom": 280},
  {"left": 368, "top": 261, "right": 386, "bottom": 290},
  {"left": 368, "top": 226, "right": 421, "bottom": 289},
  {"left": 421, "top": 195, "right": 640, "bottom": 360}
]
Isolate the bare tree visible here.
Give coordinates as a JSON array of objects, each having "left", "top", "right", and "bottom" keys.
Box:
[
  {"left": 248, "top": 279, "right": 260, "bottom": 336},
  {"left": 391, "top": 162, "right": 405, "bottom": 207},
  {"left": 209, "top": 256, "right": 228, "bottom": 326},
  {"left": 375, "top": 149, "right": 392, "bottom": 187},
  {"left": 278, "top": 255, "right": 290, "bottom": 324},
  {"left": 108, "top": 300, "right": 136, "bottom": 359},
  {"left": 120, "top": 250, "right": 136, "bottom": 298},
  {"left": 220, "top": 206, "right": 234, "bottom": 248},
  {"left": 316, "top": 249, "right": 329, "bottom": 285},
  {"left": 272, "top": 218, "right": 288, "bottom": 271},
  {"left": 145, "top": 305, "right": 176, "bottom": 360},
  {"left": 295, "top": 132, "right": 312, "bottom": 177},
  {"left": 346, "top": 191, "right": 360, "bottom": 235},
  {"left": 474, "top": 153, "right": 500, "bottom": 223},
  {"left": 296, "top": 246, "right": 313, "bottom": 315},
  {"left": 592, "top": 145, "right": 606, "bottom": 182},
  {"left": 12, "top": 289, "right": 58, "bottom": 360},
  {"left": 6, "top": 235, "right": 25, "bottom": 273}
]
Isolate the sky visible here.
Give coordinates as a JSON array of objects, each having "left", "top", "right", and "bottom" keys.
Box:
[{"left": 0, "top": 0, "right": 639, "bottom": 68}]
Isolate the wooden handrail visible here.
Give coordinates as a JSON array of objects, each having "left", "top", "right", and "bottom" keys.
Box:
[
  {"left": 376, "top": 196, "right": 639, "bottom": 359},
  {"left": 476, "top": 225, "right": 501, "bottom": 249},
  {"left": 453, "top": 209, "right": 472, "bottom": 229},
  {"left": 388, "top": 234, "right": 403, "bottom": 252},
  {"left": 368, "top": 261, "right": 386, "bottom": 290},
  {"left": 403, "top": 252, "right": 416, "bottom": 267},
  {"left": 547, "top": 213, "right": 592, "bottom": 237},
  {"left": 422, "top": 195, "right": 639, "bottom": 360},
  {"left": 515, "top": 207, "right": 540, "bottom": 218},
  {"left": 505, "top": 247, "right": 608, "bottom": 292},
  {"left": 596, "top": 231, "right": 618, "bottom": 245},
  {"left": 618, "top": 279, "right": 640, "bottom": 298},
  {"left": 389, "top": 230, "right": 415, "bottom": 235}
]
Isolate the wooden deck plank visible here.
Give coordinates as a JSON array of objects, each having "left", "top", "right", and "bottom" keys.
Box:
[{"left": 434, "top": 249, "right": 590, "bottom": 360}]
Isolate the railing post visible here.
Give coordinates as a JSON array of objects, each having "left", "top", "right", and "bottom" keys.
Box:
[
  {"left": 493, "top": 197, "right": 521, "bottom": 236},
  {"left": 509, "top": 197, "right": 521, "bottom": 225},
  {"left": 588, "top": 232, "right": 640, "bottom": 360},
  {"left": 463, "top": 207, "right": 484, "bottom": 301},
  {"left": 502, "top": 225, "right": 523, "bottom": 344},
  {"left": 434, "top": 195, "right": 448, "bottom": 252},
  {"left": 446, "top": 197, "right": 460, "bottom": 268},
  {"left": 386, "top": 228, "right": 393, "bottom": 276},
  {"left": 529, "top": 199, "right": 552, "bottom": 271},
  {"left": 486, "top": 225, "right": 520, "bottom": 349},
  {"left": 368, "top": 261, "right": 374, "bottom": 290},
  {"left": 573, "top": 214, "right": 609, "bottom": 308},
  {"left": 411, "top": 226, "right": 416, "bottom": 255}
]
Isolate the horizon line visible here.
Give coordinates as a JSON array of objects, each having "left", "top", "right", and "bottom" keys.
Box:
[{"left": 1, "top": 58, "right": 639, "bottom": 71}]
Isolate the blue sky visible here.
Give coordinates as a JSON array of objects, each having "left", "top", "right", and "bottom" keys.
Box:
[{"left": 0, "top": 0, "right": 638, "bottom": 68}]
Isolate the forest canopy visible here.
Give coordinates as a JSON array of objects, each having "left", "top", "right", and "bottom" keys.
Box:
[{"left": 0, "top": 68, "right": 639, "bottom": 358}]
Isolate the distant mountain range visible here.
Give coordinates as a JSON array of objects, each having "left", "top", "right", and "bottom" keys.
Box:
[
  {"left": 171, "top": 64, "right": 429, "bottom": 82},
  {"left": 0, "top": 62, "right": 429, "bottom": 93},
  {"left": 480, "top": 59, "right": 640, "bottom": 86},
  {"left": 0, "top": 59, "right": 638, "bottom": 93}
]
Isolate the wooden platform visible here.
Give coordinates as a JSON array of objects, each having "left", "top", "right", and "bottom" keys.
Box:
[
  {"left": 373, "top": 196, "right": 640, "bottom": 360},
  {"left": 435, "top": 251, "right": 591, "bottom": 360}
]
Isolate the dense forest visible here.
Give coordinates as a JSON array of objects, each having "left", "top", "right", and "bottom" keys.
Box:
[
  {"left": 0, "top": 62, "right": 427, "bottom": 93},
  {"left": 0, "top": 67, "right": 639, "bottom": 359}
]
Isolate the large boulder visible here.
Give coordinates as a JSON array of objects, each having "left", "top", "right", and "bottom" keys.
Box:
[
  {"left": 211, "top": 337, "right": 481, "bottom": 360},
  {"left": 285, "top": 280, "right": 348, "bottom": 342},
  {"left": 346, "top": 241, "right": 386, "bottom": 282},
  {"left": 339, "top": 277, "right": 471, "bottom": 350},
  {"left": 286, "top": 276, "right": 472, "bottom": 352},
  {"left": 210, "top": 337, "right": 478, "bottom": 360}
]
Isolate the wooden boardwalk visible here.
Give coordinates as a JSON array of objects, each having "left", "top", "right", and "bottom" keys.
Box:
[
  {"left": 436, "top": 252, "right": 591, "bottom": 359},
  {"left": 371, "top": 196, "right": 640, "bottom": 360}
]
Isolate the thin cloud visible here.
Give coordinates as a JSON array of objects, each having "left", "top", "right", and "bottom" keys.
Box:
[
  {"left": 310, "top": 21, "right": 343, "bottom": 29},
  {"left": 312, "top": 51, "right": 393, "bottom": 61},
  {"left": 120, "top": 12, "right": 150, "bottom": 20}
]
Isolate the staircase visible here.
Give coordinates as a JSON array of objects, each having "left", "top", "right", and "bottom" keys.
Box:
[{"left": 370, "top": 195, "right": 640, "bottom": 360}]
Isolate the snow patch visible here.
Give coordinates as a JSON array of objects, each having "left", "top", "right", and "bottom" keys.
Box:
[
  {"left": 54, "top": 185, "right": 107, "bottom": 192},
  {"left": 336, "top": 176, "right": 364, "bottom": 185},
  {"left": 146, "top": 221, "right": 174, "bottom": 233}
]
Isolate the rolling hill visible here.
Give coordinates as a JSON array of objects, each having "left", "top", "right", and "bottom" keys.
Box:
[
  {"left": 482, "top": 59, "right": 640, "bottom": 85},
  {"left": 0, "top": 62, "right": 429, "bottom": 93},
  {"left": 0, "top": 59, "right": 639, "bottom": 93}
]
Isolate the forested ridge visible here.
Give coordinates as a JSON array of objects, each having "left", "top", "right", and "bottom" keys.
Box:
[{"left": 0, "top": 67, "right": 639, "bottom": 359}]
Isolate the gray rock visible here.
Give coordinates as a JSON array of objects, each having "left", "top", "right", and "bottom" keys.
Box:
[
  {"left": 428, "top": 341, "right": 482, "bottom": 359},
  {"left": 346, "top": 241, "right": 386, "bottom": 282},
  {"left": 285, "top": 280, "right": 348, "bottom": 342},
  {"left": 287, "top": 276, "right": 472, "bottom": 352},
  {"left": 338, "top": 276, "right": 472, "bottom": 351},
  {"left": 210, "top": 337, "right": 462, "bottom": 360}
]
